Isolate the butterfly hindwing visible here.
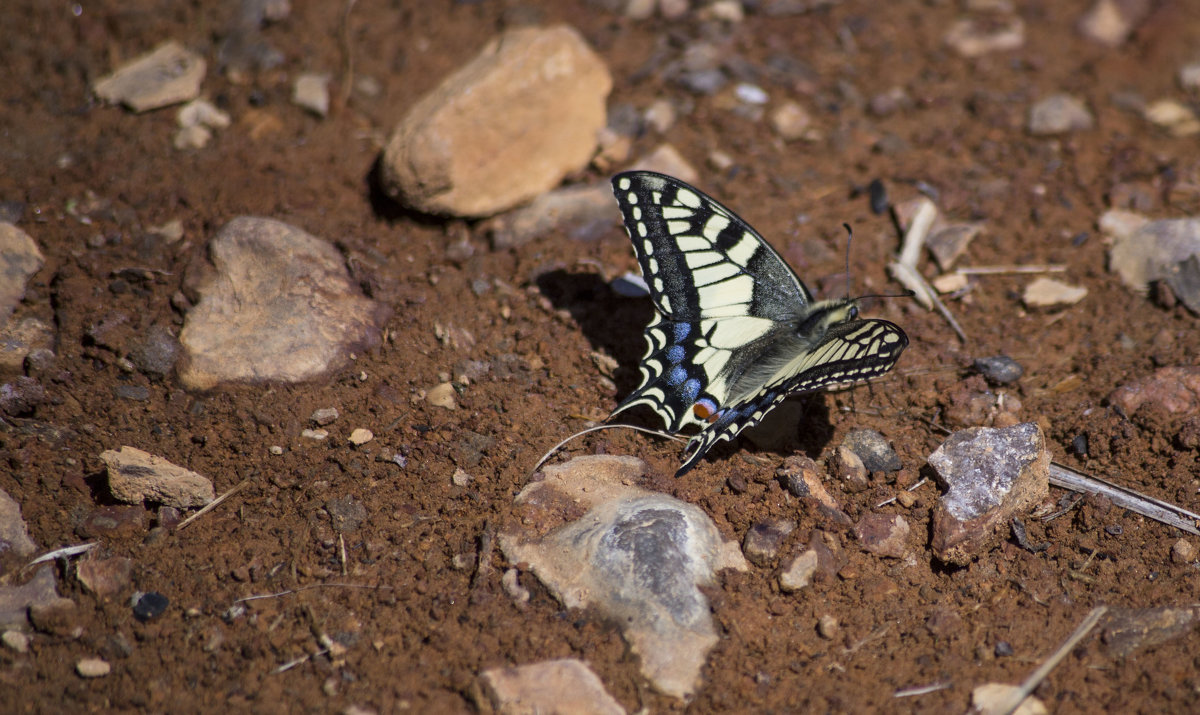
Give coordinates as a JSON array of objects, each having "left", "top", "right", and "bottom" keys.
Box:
[{"left": 609, "top": 171, "right": 908, "bottom": 476}]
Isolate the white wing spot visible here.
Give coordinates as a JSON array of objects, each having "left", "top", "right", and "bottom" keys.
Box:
[
  {"left": 632, "top": 206, "right": 642, "bottom": 220},
  {"left": 637, "top": 222, "right": 647, "bottom": 237},
  {"left": 698, "top": 274, "right": 755, "bottom": 309},
  {"left": 648, "top": 257, "right": 659, "bottom": 274},
  {"left": 691, "top": 261, "right": 740, "bottom": 287},
  {"left": 684, "top": 251, "right": 723, "bottom": 269},
  {"left": 702, "top": 214, "right": 730, "bottom": 240},
  {"left": 643, "top": 239, "right": 654, "bottom": 255},
  {"left": 676, "top": 235, "right": 709, "bottom": 252},
  {"left": 667, "top": 220, "right": 692, "bottom": 236},
  {"left": 618, "top": 178, "right": 631, "bottom": 190},
  {"left": 661, "top": 206, "right": 692, "bottom": 220},
  {"left": 725, "top": 235, "right": 759, "bottom": 266},
  {"left": 675, "top": 188, "right": 701, "bottom": 208}
]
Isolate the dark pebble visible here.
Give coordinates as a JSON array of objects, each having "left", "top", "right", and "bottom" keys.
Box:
[
  {"left": 0, "top": 377, "right": 46, "bottom": 416},
  {"left": 842, "top": 429, "right": 902, "bottom": 472},
  {"left": 131, "top": 591, "right": 169, "bottom": 622},
  {"left": 973, "top": 355, "right": 1024, "bottom": 384},
  {"left": 1071, "top": 433, "right": 1088, "bottom": 457},
  {"left": 113, "top": 384, "right": 150, "bottom": 401},
  {"left": 1105, "top": 524, "right": 1123, "bottom": 536},
  {"left": 129, "top": 325, "right": 180, "bottom": 377},
  {"left": 867, "top": 178, "right": 889, "bottom": 214},
  {"left": 994, "top": 641, "right": 1014, "bottom": 657}
]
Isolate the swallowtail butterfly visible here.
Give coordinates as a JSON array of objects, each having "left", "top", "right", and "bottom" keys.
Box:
[{"left": 610, "top": 171, "right": 908, "bottom": 476}]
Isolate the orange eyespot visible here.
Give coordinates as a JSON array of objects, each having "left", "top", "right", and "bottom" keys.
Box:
[{"left": 693, "top": 400, "right": 721, "bottom": 423}]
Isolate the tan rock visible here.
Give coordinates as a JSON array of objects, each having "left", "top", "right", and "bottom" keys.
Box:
[
  {"left": 381, "top": 25, "right": 611, "bottom": 217},
  {"left": 100, "top": 446, "right": 215, "bottom": 508},
  {"left": 92, "top": 41, "right": 206, "bottom": 112},
  {"left": 178, "top": 217, "right": 389, "bottom": 390}
]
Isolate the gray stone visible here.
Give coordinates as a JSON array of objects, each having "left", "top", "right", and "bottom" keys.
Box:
[
  {"left": 1101, "top": 606, "right": 1199, "bottom": 658},
  {"left": 0, "top": 223, "right": 43, "bottom": 326},
  {"left": 928, "top": 423, "right": 1050, "bottom": 565},
  {"left": 974, "top": 356, "right": 1024, "bottom": 385},
  {"left": 326, "top": 495, "right": 367, "bottom": 533},
  {"left": 500, "top": 455, "right": 746, "bottom": 699},
  {"left": 0, "top": 488, "right": 37, "bottom": 559},
  {"left": 842, "top": 429, "right": 902, "bottom": 472},
  {"left": 1028, "top": 94, "right": 1094, "bottom": 135},
  {"left": 0, "top": 566, "right": 68, "bottom": 630},
  {"left": 128, "top": 325, "right": 180, "bottom": 377},
  {"left": 485, "top": 182, "right": 615, "bottom": 249}
]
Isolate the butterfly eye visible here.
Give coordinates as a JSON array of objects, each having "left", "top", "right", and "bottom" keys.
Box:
[{"left": 848, "top": 305, "right": 859, "bottom": 320}]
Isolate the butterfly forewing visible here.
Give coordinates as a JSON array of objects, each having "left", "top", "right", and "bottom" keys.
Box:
[{"left": 609, "top": 171, "right": 908, "bottom": 476}]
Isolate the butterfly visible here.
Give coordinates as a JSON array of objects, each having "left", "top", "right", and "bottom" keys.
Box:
[{"left": 609, "top": 171, "right": 908, "bottom": 476}]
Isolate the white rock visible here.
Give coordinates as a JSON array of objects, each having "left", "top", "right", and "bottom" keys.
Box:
[
  {"left": 769, "top": 101, "right": 814, "bottom": 142},
  {"left": 1108, "top": 217, "right": 1200, "bottom": 297},
  {"left": 301, "top": 428, "right": 328, "bottom": 440},
  {"left": 100, "top": 446, "right": 215, "bottom": 509},
  {"left": 293, "top": 73, "right": 331, "bottom": 117},
  {"left": 499, "top": 455, "right": 747, "bottom": 699},
  {"left": 426, "top": 382, "right": 458, "bottom": 409},
  {"left": 381, "top": 26, "right": 612, "bottom": 217},
  {"left": 478, "top": 659, "right": 625, "bottom": 715},
  {"left": 626, "top": 143, "right": 699, "bottom": 184},
  {"left": 173, "top": 125, "right": 212, "bottom": 150},
  {"left": 778, "top": 549, "right": 819, "bottom": 592},
  {"left": 944, "top": 16, "right": 1025, "bottom": 58},
  {"left": 1, "top": 630, "right": 29, "bottom": 653},
  {"left": 1022, "top": 277, "right": 1088, "bottom": 307},
  {"left": 972, "top": 683, "right": 1047, "bottom": 715},
  {"left": 1180, "top": 62, "right": 1200, "bottom": 92},
  {"left": 177, "top": 217, "right": 388, "bottom": 390},
  {"left": 1076, "top": 0, "right": 1150, "bottom": 48},
  {"left": 1028, "top": 94, "right": 1094, "bottom": 135},
  {"left": 92, "top": 41, "right": 206, "bottom": 112},
  {"left": 348, "top": 428, "right": 373, "bottom": 445},
  {"left": 75, "top": 657, "right": 112, "bottom": 678},
  {"left": 1143, "top": 99, "right": 1200, "bottom": 136},
  {"left": 177, "top": 99, "right": 231, "bottom": 130},
  {"left": 644, "top": 98, "right": 677, "bottom": 133}
]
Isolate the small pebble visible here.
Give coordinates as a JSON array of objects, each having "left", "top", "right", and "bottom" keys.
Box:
[
  {"left": 842, "top": 429, "right": 902, "bottom": 472},
  {"left": 76, "top": 657, "right": 111, "bottom": 678},
  {"left": 293, "top": 73, "right": 331, "bottom": 117},
  {"left": 301, "top": 428, "right": 328, "bottom": 440},
  {"left": 994, "top": 640, "right": 1014, "bottom": 657},
  {"left": 817, "top": 614, "right": 839, "bottom": 639},
  {"left": 269, "top": 445, "right": 284, "bottom": 455},
  {"left": 1071, "top": 434, "right": 1088, "bottom": 457},
  {"left": 974, "top": 355, "right": 1024, "bottom": 384},
  {"left": 131, "top": 591, "right": 169, "bottom": 622},
  {"left": 452, "top": 468, "right": 472, "bottom": 487},
  {"left": 1171, "top": 538, "right": 1196, "bottom": 564},
  {"left": 2, "top": 630, "right": 29, "bottom": 653},
  {"left": 426, "top": 382, "right": 458, "bottom": 409},
  {"left": 348, "top": 428, "right": 373, "bottom": 445},
  {"left": 311, "top": 407, "right": 339, "bottom": 425}
]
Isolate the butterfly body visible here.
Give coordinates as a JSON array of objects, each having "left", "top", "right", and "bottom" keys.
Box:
[{"left": 610, "top": 171, "right": 907, "bottom": 476}]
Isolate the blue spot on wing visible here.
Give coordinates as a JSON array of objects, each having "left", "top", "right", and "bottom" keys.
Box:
[
  {"left": 667, "top": 366, "right": 688, "bottom": 386},
  {"left": 672, "top": 323, "right": 691, "bottom": 342},
  {"left": 666, "top": 345, "right": 685, "bottom": 364},
  {"left": 682, "top": 379, "right": 702, "bottom": 403}
]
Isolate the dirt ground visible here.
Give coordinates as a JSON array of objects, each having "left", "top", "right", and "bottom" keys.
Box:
[{"left": 3, "top": 0, "right": 1200, "bottom": 712}]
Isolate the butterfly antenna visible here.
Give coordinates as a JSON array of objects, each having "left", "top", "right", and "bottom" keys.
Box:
[{"left": 842, "top": 223, "right": 854, "bottom": 299}]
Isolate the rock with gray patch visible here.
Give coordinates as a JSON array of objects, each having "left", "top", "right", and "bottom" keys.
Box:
[
  {"left": 476, "top": 658, "right": 625, "bottom": 715},
  {"left": 500, "top": 455, "right": 747, "bottom": 699},
  {"left": 928, "top": 423, "right": 1049, "bottom": 565}
]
